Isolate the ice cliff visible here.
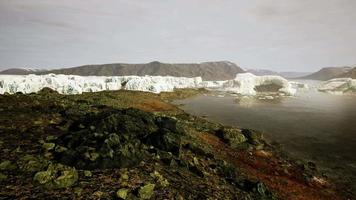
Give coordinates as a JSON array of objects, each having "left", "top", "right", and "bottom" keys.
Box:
[
  {"left": 318, "top": 78, "right": 356, "bottom": 94},
  {"left": 0, "top": 73, "right": 299, "bottom": 95}
]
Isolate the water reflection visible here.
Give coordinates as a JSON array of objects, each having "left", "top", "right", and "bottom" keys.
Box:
[{"left": 174, "top": 82, "right": 356, "bottom": 193}]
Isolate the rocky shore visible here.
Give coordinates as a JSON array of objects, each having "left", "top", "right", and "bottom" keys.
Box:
[{"left": 0, "top": 89, "right": 345, "bottom": 199}]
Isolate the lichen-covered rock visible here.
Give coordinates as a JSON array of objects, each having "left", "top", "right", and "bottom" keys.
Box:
[
  {"left": 241, "top": 129, "right": 264, "bottom": 145},
  {"left": 139, "top": 183, "right": 155, "bottom": 199},
  {"left": 116, "top": 188, "right": 129, "bottom": 199},
  {"left": 42, "top": 142, "right": 56, "bottom": 151},
  {"left": 239, "top": 179, "right": 276, "bottom": 199},
  {"left": 150, "top": 170, "right": 169, "bottom": 187},
  {"left": 33, "top": 163, "right": 78, "bottom": 189},
  {"left": 84, "top": 170, "right": 92, "bottom": 177},
  {"left": 216, "top": 128, "right": 247, "bottom": 148},
  {"left": 18, "top": 155, "right": 49, "bottom": 172},
  {"left": 0, "top": 160, "right": 17, "bottom": 171},
  {"left": 145, "top": 130, "right": 182, "bottom": 156}
]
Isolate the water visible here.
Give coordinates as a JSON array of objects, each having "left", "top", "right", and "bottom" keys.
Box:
[{"left": 174, "top": 81, "right": 356, "bottom": 193}]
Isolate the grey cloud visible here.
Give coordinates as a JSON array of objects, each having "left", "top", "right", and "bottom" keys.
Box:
[{"left": 0, "top": 0, "right": 355, "bottom": 71}]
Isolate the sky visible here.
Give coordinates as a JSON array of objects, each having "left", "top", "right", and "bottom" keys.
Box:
[{"left": 0, "top": 0, "right": 355, "bottom": 72}]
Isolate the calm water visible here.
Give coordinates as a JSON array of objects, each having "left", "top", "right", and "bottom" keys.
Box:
[{"left": 174, "top": 81, "right": 356, "bottom": 193}]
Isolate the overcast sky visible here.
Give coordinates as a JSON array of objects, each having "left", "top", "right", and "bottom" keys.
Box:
[{"left": 0, "top": 0, "right": 355, "bottom": 71}]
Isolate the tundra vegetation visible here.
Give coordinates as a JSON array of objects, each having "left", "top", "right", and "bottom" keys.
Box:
[{"left": 0, "top": 88, "right": 344, "bottom": 199}]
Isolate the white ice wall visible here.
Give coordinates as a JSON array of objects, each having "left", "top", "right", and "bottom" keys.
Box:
[{"left": 0, "top": 73, "right": 299, "bottom": 95}]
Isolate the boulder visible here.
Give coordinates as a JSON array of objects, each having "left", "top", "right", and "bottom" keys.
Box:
[
  {"left": 19, "top": 155, "right": 49, "bottom": 172},
  {"left": 138, "top": 183, "right": 155, "bottom": 199},
  {"left": 241, "top": 129, "right": 264, "bottom": 145},
  {"left": 33, "top": 163, "right": 78, "bottom": 189},
  {"left": 216, "top": 128, "right": 247, "bottom": 148},
  {"left": 116, "top": 188, "right": 129, "bottom": 199}
]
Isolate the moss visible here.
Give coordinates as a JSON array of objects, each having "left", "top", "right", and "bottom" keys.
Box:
[
  {"left": 19, "top": 155, "right": 49, "bottom": 172},
  {"left": 116, "top": 188, "right": 129, "bottom": 199},
  {"left": 33, "top": 163, "right": 78, "bottom": 189},
  {"left": 0, "top": 173, "right": 7, "bottom": 182},
  {"left": 139, "top": 183, "right": 155, "bottom": 199},
  {"left": 84, "top": 170, "right": 92, "bottom": 177},
  {"left": 42, "top": 143, "right": 56, "bottom": 151},
  {"left": 216, "top": 128, "right": 247, "bottom": 149},
  {"left": 0, "top": 160, "right": 17, "bottom": 171}
]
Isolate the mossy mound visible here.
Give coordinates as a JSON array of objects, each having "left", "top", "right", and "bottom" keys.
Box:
[
  {"left": 216, "top": 127, "right": 247, "bottom": 149},
  {"left": 54, "top": 108, "right": 184, "bottom": 169}
]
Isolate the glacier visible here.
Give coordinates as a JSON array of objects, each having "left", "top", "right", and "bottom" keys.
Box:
[
  {"left": 0, "top": 73, "right": 300, "bottom": 95},
  {"left": 318, "top": 78, "right": 356, "bottom": 94}
]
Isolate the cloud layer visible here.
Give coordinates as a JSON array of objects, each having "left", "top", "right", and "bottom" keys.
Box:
[{"left": 0, "top": 0, "right": 355, "bottom": 71}]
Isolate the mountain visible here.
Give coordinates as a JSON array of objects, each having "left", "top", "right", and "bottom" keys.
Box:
[
  {"left": 246, "top": 69, "right": 310, "bottom": 78},
  {"left": 0, "top": 68, "right": 46, "bottom": 75},
  {"left": 0, "top": 61, "right": 245, "bottom": 81},
  {"left": 337, "top": 67, "right": 356, "bottom": 79},
  {"left": 300, "top": 67, "right": 352, "bottom": 81}
]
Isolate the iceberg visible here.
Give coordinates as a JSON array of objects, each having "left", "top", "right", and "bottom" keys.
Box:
[
  {"left": 318, "top": 78, "right": 356, "bottom": 94},
  {"left": 209, "top": 73, "right": 297, "bottom": 95},
  {"left": 0, "top": 73, "right": 299, "bottom": 96}
]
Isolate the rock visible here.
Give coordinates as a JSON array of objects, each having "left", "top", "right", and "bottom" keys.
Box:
[
  {"left": 46, "top": 136, "right": 57, "bottom": 141},
  {"left": 121, "top": 172, "right": 129, "bottom": 180},
  {"left": 84, "top": 170, "right": 92, "bottom": 177},
  {"left": 54, "top": 145, "right": 68, "bottom": 153},
  {"left": 216, "top": 160, "right": 238, "bottom": 183},
  {"left": 241, "top": 129, "right": 263, "bottom": 145},
  {"left": 54, "top": 109, "right": 159, "bottom": 169},
  {"left": 138, "top": 183, "right": 155, "bottom": 199},
  {"left": 33, "top": 163, "right": 78, "bottom": 189},
  {"left": 0, "top": 160, "right": 17, "bottom": 171},
  {"left": 146, "top": 130, "right": 181, "bottom": 156},
  {"left": 19, "top": 155, "right": 49, "bottom": 172},
  {"left": 150, "top": 170, "right": 169, "bottom": 187},
  {"left": 216, "top": 128, "right": 247, "bottom": 148},
  {"left": 74, "top": 187, "right": 83, "bottom": 197},
  {"left": 116, "top": 188, "right": 129, "bottom": 199},
  {"left": 42, "top": 143, "right": 56, "bottom": 151},
  {"left": 92, "top": 191, "right": 106, "bottom": 199},
  {"left": 0, "top": 172, "right": 7, "bottom": 182},
  {"left": 239, "top": 180, "right": 275, "bottom": 199}
]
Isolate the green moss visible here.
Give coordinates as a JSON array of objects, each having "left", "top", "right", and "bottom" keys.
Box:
[
  {"left": 84, "top": 170, "right": 92, "bottom": 177},
  {"left": 0, "top": 160, "right": 17, "bottom": 171},
  {"left": 33, "top": 163, "right": 78, "bottom": 189},
  {"left": 42, "top": 143, "right": 56, "bottom": 151},
  {"left": 116, "top": 188, "right": 129, "bottom": 199},
  {"left": 139, "top": 183, "right": 155, "bottom": 199}
]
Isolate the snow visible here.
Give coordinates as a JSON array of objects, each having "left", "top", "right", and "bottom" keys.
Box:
[
  {"left": 0, "top": 73, "right": 300, "bottom": 96},
  {"left": 318, "top": 78, "right": 356, "bottom": 94}
]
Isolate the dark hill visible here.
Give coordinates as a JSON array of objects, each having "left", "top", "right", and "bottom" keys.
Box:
[
  {"left": 337, "top": 67, "right": 356, "bottom": 79},
  {"left": 300, "top": 67, "right": 352, "bottom": 80},
  {"left": 0, "top": 61, "right": 245, "bottom": 81}
]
